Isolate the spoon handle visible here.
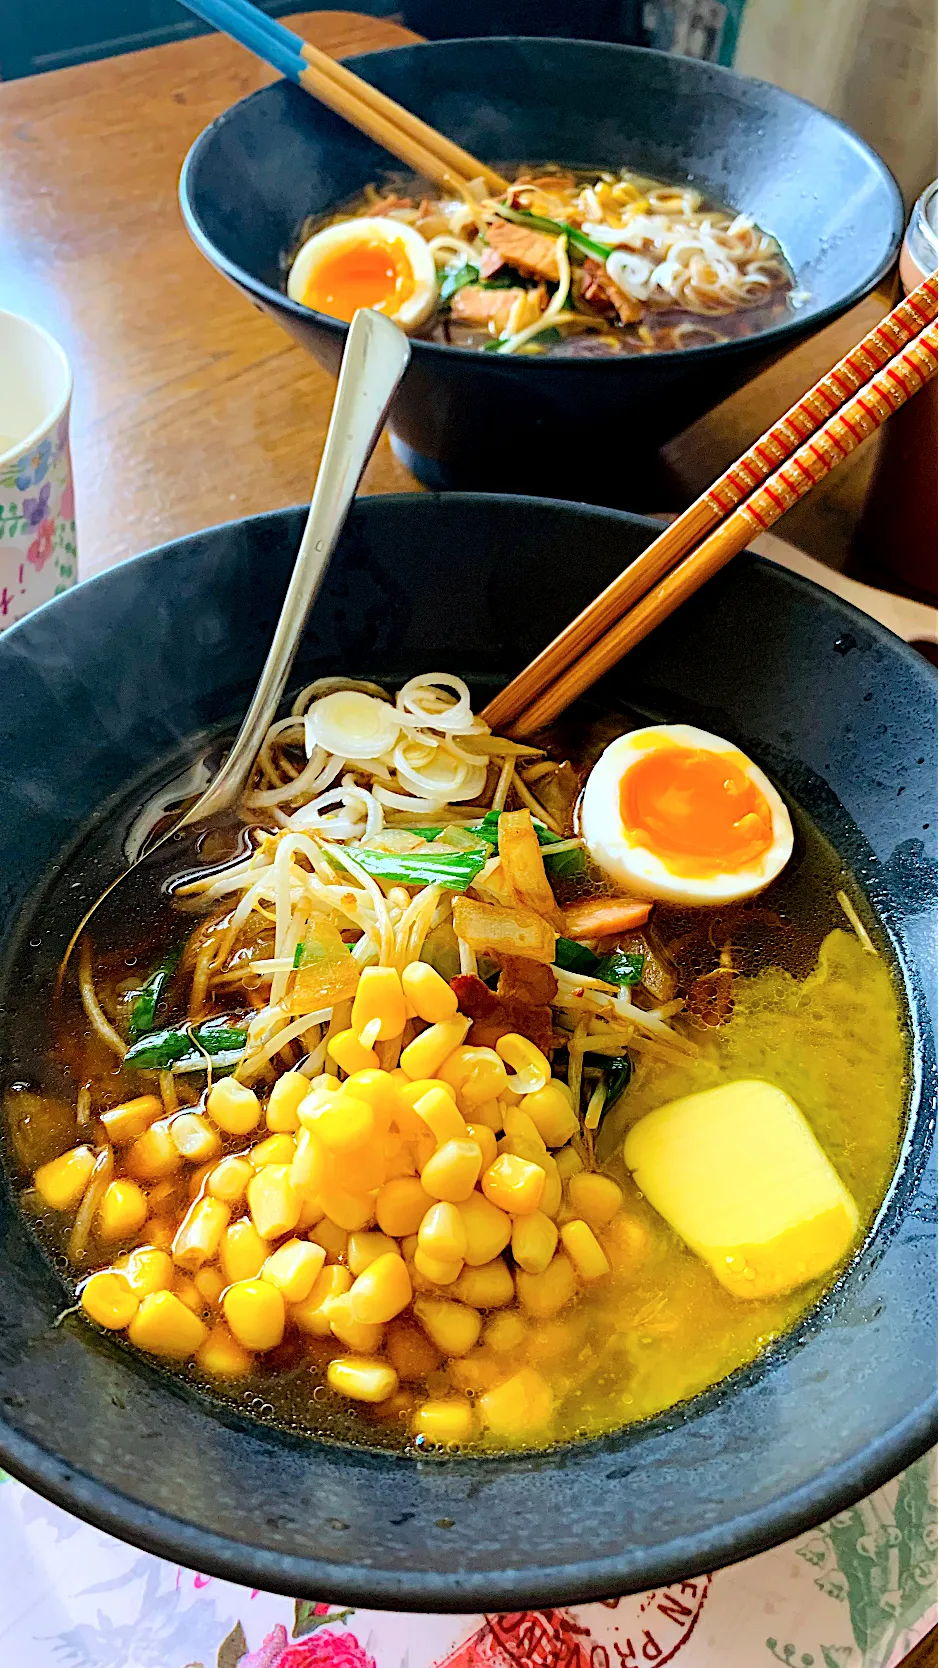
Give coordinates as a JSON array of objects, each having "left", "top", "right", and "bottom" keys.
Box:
[{"left": 189, "top": 307, "right": 410, "bottom": 821}]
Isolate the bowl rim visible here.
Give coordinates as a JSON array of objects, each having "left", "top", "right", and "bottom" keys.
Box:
[
  {"left": 0, "top": 495, "right": 934, "bottom": 1610},
  {"left": 178, "top": 35, "right": 905, "bottom": 373}
]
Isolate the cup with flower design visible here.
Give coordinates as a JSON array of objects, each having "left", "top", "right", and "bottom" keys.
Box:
[{"left": 0, "top": 309, "right": 76, "bottom": 629}]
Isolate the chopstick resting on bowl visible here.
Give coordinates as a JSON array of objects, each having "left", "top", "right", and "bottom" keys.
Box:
[
  {"left": 482, "top": 274, "right": 939, "bottom": 737},
  {"left": 178, "top": 0, "right": 509, "bottom": 197}
]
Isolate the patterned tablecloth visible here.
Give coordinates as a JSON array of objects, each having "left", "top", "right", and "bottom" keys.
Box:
[
  {"left": 0, "top": 1451, "right": 935, "bottom": 1668},
  {"left": 3, "top": 543, "right": 935, "bottom": 1668}
]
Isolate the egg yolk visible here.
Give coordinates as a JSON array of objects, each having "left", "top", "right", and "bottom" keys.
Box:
[
  {"left": 620, "top": 746, "right": 774, "bottom": 876},
  {"left": 299, "top": 240, "right": 414, "bottom": 322}
]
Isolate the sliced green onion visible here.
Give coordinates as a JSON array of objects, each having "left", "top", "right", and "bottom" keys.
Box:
[
  {"left": 127, "top": 945, "right": 183, "bottom": 1042},
  {"left": 439, "top": 263, "right": 479, "bottom": 304},
  {"left": 123, "top": 1018, "right": 248, "bottom": 1071},
  {"left": 554, "top": 938, "right": 601, "bottom": 976},
  {"left": 595, "top": 950, "right": 645, "bottom": 988},
  {"left": 292, "top": 942, "right": 305, "bottom": 969},
  {"left": 492, "top": 203, "right": 610, "bottom": 261},
  {"left": 341, "top": 846, "right": 488, "bottom": 891}
]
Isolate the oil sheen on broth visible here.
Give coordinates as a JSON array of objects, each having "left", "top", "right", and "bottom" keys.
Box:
[
  {"left": 285, "top": 166, "right": 797, "bottom": 358},
  {"left": 2, "top": 686, "right": 905, "bottom": 1455}
]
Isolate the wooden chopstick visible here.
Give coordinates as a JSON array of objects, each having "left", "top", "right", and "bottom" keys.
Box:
[
  {"left": 481, "top": 273, "right": 939, "bottom": 734},
  {"left": 180, "top": 0, "right": 508, "bottom": 197},
  {"left": 503, "top": 316, "right": 938, "bottom": 737}
]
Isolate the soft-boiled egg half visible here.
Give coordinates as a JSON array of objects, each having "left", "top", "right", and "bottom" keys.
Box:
[
  {"left": 581, "top": 723, "right": 793, "bottom": 907},
  {"left": 286, "top": 217, "right": 437, "bottom": 330}
]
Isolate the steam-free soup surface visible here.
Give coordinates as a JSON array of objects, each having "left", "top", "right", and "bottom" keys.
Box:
[{"left": 3, "top": 687, "right": 905, "bottom": 1453}]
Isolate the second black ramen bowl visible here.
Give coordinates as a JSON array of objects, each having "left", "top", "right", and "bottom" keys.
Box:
[
  {"left": 0, "top": 495, "right": 935, "bottom": 1609},
  {"left": 179, "top": 38, "right": 903, "bottom": 501}
]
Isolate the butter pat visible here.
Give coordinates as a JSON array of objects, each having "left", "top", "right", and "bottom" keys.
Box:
[{"left": 623, "top": 1079, "right": 858, "bottom": 1299}]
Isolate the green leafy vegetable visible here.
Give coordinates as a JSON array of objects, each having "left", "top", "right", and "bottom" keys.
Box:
[
  {"left": 595, "top": 949, "right": 645, "bottom": 988},
  {"left": 345, "top": 846, "right": 488, "bottom": 891},
  {"left": 470, "top": 810, "right": 585, "bottom": 877},
  {"left": 439, "top": 263, "right": 479, "bottom": 304},
  {"left": 492, "top": 203, "right": 610, "bottom": 261},
  {"left": 127, "top": 945, "right": 183, "bottom": 1042},
  {"left": 600, "top": 1054, "right": 632, "bottom": 1114},
  {"left": 554, "top": 937, "right": 601, "bottom": 976},
  {"left": 124, "top": 1017, "right": 248, "bottom": 1071}
]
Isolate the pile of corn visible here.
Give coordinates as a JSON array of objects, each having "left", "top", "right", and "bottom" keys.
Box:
[{"left": 33, "top": 961, "right": 628, "bottom": 1446}]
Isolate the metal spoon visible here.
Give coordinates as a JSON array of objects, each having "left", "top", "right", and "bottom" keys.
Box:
[{"left": 59, "top": 307, "right": 410, "bottom": 977}]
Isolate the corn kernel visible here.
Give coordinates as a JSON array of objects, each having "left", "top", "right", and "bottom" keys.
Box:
[
  {"left": 511, "top": 1210, "right": 558, "bottom": 1274},
  {"left": 96, "top": 1178, "right": 148, "bottom": 1243},
  {"left": 308, "top": 1217, "right": 348, "bottom": 1261},
  {"left": 376, "top": 1176, "right": 434, "bottom": 1238},
  {"left": 194, "top": 1265, "right": 225, "bottom": 1306},
  {"left": 421, "top": 1139, "right": 482, "bottom": 1203},
  {"left": 567, "top": 1172, "right": 623, "bottom": 1228},
  {"left": 326, "top": 1028, "right": 379, "bottom": 1075},
  {"left": 80, "top": 1269, "right": 138, "bottom": 1330},
  {"left": 555, "top": 1145, "right": 584, "bottom": 1181},
  {"left": 249, "top": 1132, "right": 297, "bottom": 1168},
  {"left": 399, "top": 1016, "right": 470, "bottom": 1080},
  {"left": 220, "top": 1217, "right": 268, "bottom": 1284},
  {"left": 327, "top": 1356, "right": 398, "bottom": 1403},
  {"left": 397, "top": 1077, "right": 458, "bottom": 1115},
  {"left": 144, "top": 1218, "right": 175, "bottom": 1251},
  {"left": 290, "top": 1126, "right": 326, "bottom": 1195},
  {"left": 143, "top": 1178, "right": 179, "bottom": 1213},
  {"left": 341, "top": 1068, "right": 401, "bottom": 1122},
  {"left": 247, "top": 1164, "right": 302, "bottom": 1239},
  {"left": 296, "top": 1192, "right": 325, "bottom": 1230},
  {"left": 413, "top": 1086, "right": 466, "bottom": 1145},
  {"left": 297, "top": 1076, "right": 341, "bottom": 1129},
  {"left": 458, "top": 1192, "right": 512, "bottom": 1265},
  {"left": 174, "top": 1274, "right": 205, "bottom": 1315},
  {"left": 318, "top": 1180, "right": 375, "bottom": 1232},
  {"left": 172, "top": 1195, "right": 230, "bottom": 1271},
  {"left": 516, "top": 1252, "right": 576, "bottom": 1318},
  {"left": 223, "top": 1278, "right": 285, "bottom": 1351},
  {"left": 413, "top": 1247, "right": 463, "bottom": 1285},
  {"left": 446, "top": 1349, "right": 504, "bottom": 1393},
  {"left": 266, "top": 1071, "right": 309, "bottom": 1132},
  {"left": 351, "top": 965, "right": 407, "bottom": 1041},
  {"left": 382, "top": 1135, "right": 416, "bottom": 1180},
  {"left": 468, "top": 1098, "right": 504, "bottom": 1132},
  {"left": 347, "top": 1230, "right": 398, "bottom": 1275},
  {"left": 386, "top": 1320, "right": 441, "bottom": 1380},
  {"left": 207, "top": 1155, "right": 254, "bottom": 1203},
  {"left": 481, "top": 1153, "right": 545, "bottom": 1216},
  {"left": 124, "top": 1120, "right": 183, "bottom": 1182},
  {"left": 484, "top": 1310, "right": 529, "bottom": 1353},
  {"left": 525, "top": 1082, "right": 579, "bottom": 1148},
  {"left": 99, "top": 1095, "right": 163, "bottom": 1145},
  {"left": 128, "top": 1289, "right": 208, "bottom": 1358},
  {"left": 538, "top": 1154, "right": 563, "bottom": 1219},
  {"left": 438, "top": 1046, "right": 509, "bottom": 1110},
  {"left": 311, "top": 1094, "right": 375, "bottom": 1155},
  {"left": 262, "top": 1237, "right": 326, "bottom": 1302},
  {"left": 465, "top": 1124, "right": 498, "bottom": 1169},
  {"left": 412, "top": 1398, "right": 474, "bottom": 1444},
  {"left": 207, "top": 1078, "right": 261, "bottom": 1136},
  {"left": 292, "top": 1264, "right": 351, "bottom": 1334},
  {"left": 418, "top": 1201, "right": 467, "bottom": 1263},
  {"left": 495, "top": 1034, "right": 551, "bottom": 1094},
  {"left": 347, "top": 1251, "right": 412, "bottom": 1324},
  {"left": 196, "top": 1323, "right": 254, "bottom": 1378},
  {"left": 413, "top": 1296, "right": 482, "bottom": 1357},
  {"left": 402, "top": 961, "right": 458, "bottom": 1024},
  {"left": 452, "top": 1258, "right": 515, "bottom": 1308},
  {"left": 122, "top": 1245, "right": 175, "bottom": 1296},
  {"left": 501, "top": 1106, "right": 547, "bottom": 1152},
  {"left": 188, "top": 1159, "right": 216, "bottom": 1200},
  {"left": 326, "top": 1140, "right": 386, "bottom": 1193},
  {"left": 561, "top": 1218, "right": 611, "bottom": 1281},
  {"left": 326, "top": 1293, "right": 385, "bottom": 1352},
  {"left": 478, "top": 1368, "right": 554, "bottom": 1439},
  {"left": 170, "top": 1111, "right": 222, "bottom": 1164}
]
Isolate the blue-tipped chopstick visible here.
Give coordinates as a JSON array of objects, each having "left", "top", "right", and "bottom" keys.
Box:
[{"left": 177, "top": 0, "right": 509, "bottom": 195}]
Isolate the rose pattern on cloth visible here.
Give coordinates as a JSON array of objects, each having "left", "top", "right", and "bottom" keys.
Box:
[{"left": 240, "top": 1621, "right": 377, "bottom": 1668}]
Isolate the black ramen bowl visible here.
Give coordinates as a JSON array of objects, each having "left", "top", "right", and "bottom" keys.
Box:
[
  {"left": 0, "top": 496, "right": 934, "bottom": 1609},
  {"left": 179, "top": 38, "right": 903, "bottom": 501}
]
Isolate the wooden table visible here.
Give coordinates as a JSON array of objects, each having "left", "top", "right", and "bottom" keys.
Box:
[{"left": 0, "top": 8, "right": 901, "bottom": 582}]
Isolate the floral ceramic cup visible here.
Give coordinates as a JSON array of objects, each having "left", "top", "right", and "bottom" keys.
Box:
[{"left": 0, "top": 309, "right": 76, "bottom": 628}]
